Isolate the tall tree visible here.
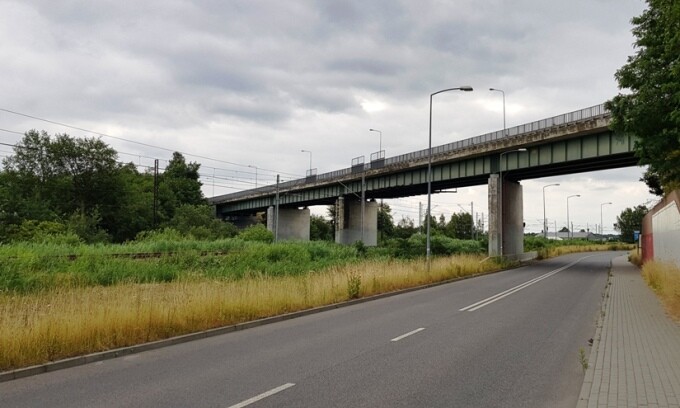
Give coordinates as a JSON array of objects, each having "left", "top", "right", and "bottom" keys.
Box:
[
  {"left": 614, "top": 205, "right": 649, "bottom": 243},
  {"left": 159, "top": 152, "right": 205, "bottom": 221},
  {"left": 2, "top": 131, "right": 122, "bottom": 235},
  {"left": 606, "top": 0, "right": 680, "bottom": 194},
  {"left": 377, "top": 202, "right": 394, "bottom": 241}
]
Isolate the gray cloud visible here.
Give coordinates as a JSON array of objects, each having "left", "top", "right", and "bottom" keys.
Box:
[{"left": 0, "top": 0, "right": 657, "bottom": 226}]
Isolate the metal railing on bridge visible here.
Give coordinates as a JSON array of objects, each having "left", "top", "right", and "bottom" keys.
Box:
[{"left": 214, "top": 104, "right": 609, "bottom": 202}]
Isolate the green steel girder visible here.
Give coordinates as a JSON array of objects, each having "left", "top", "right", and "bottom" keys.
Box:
[{"left": 216, "top": 130, "right": 638, "bottom": 215}]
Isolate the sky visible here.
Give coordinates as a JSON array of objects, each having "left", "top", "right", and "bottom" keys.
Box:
[{"left": 0, "top": 0, "right": 658, "bottom": 235}]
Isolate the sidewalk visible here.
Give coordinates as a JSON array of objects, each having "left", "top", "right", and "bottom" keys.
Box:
[{"left": 577, "top": 256, "right": 680, "bottom": 408}]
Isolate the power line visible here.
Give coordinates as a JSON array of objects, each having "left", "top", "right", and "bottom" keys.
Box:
[
  {"left": 2, "top": 130, "right": 283, "bottom": 188},
  {"left": 0, "top": 108, "right": 303, "bottom": 178}
]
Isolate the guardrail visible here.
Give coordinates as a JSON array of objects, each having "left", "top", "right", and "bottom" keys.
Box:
[{"left": 213, "top": 104, "right": 609, "bottom": 203}]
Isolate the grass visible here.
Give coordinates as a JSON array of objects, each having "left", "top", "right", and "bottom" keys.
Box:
[
  {"left": 0, "top": 253, "right": 501, "bottom": 372},
  {"left": 641, "top": 260, "right": 680, "bottom": 321},
  {"left": 534, "top": 243, "right": 633, "bottom": 260},
  {"left": 0, "top": 240, "right": 361, "bottom": 293}
]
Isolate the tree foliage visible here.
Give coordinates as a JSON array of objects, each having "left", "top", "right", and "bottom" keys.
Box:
[
  {"left": 0, "top": 130, "right": 213, "bottom": 243},
  {"left": 310, "top": 215, "right": 333, "bottom": 241},
  {"left": 607, "top": 0, "right": 680, "bottom": 193},
  {"left": 614, "top": 205, "right": 649, "bottom": 243},
  {"left": 377, "top": 202, "right": 394, "bottom": 242}
]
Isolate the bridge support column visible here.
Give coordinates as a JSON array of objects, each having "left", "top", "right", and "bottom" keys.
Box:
[
  {"left": 334, "top": 197, "right": 378, "bottom": 246},
  {"left": 488, "top": 175, "right": 524, "bottom": 258},
  {"left": 266, "top": 207, "right": 310, "bottom": 241}
]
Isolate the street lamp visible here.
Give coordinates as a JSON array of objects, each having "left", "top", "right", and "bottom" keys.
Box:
[
  {"left": 301, "top": 149, "right": 312, "bottom": 175},
  {"left": 247, "top": 165, "right": 258, "bottom": 188},
  {"left": 498, "top": 148, "right": 527, "bottom": 256},
  {"left": 426, "top": 86, "right": 473, "bottom": 263},
  {"left": 600, "top": 202, "right": 612, "bottom": 235},
  {"left": 369, "top": 128, "right": 383, "bottom": 158},
  {"left": 542, "top": 183, "right": 560, "bottom": 238},
  {"left": 566, "top": 194, "right": 581, "bottom": 239},
  {"left": 489, "top": 88, "right": 506, "bottom": 136}
]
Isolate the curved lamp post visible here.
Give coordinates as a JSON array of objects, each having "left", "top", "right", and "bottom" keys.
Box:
[
  {"left": 566, "top": 194, "right": 581, "bottom": 239},
  {"left": 369, "top": 128, "right": 383, "bottom": 158},
  {"left": 542, "top": 183, "right": 560, "bottom": 238},
  {"left": 426, "top": 86, "right": 473, "bottom": 263},
  {"left": 301, "top": 149, "right": 312, "bottom": 175},
  {"left": 489, "top": 88, "right": 506, "bottom": 136}
]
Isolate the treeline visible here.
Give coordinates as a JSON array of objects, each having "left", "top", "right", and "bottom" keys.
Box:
[
  {"left": 1, "top": 131, "right": 486, "bottom": 247},
  {"left": 311, "top": 203, "right": 479, "bottom": 243},
  {"left": 0, "top": 130, "right": 235, "bottom": 244}
]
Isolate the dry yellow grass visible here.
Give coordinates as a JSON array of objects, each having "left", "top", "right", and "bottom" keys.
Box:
[
  {"left": 0, "top": 254, "right": 499, "bottom": 372},
  {"left": 536, "top": 243, "right": 634, "bottom": 259},
  {"left": 641, "top": 260, "right": 680, "bottom": 321}
]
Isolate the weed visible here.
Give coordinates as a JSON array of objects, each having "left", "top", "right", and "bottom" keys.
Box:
[
  {"left": 578, "top": 347, "right": 589, "bottom": 372},
  {"left": 642, "top": 260, "right": 680, "bottom": 321},
  {"left": 347, "top": 272, "right": 361, "bottom": 299}
]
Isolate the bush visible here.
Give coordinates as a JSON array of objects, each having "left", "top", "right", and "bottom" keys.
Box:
[{"left": 238, "top": 224, "right": 274, "bottom": 243}]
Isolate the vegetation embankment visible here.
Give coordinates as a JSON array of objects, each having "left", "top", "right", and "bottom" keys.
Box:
[
  {"left": 524, "top": 236, "right": 634, "bottom": 259},
  {"left": 0, "top": 236, "right": 497, "bottom": 372},
  {"left": 0, "top": 230, "right": 635, "bottom": 372},
  {"left": 640, "top": 260, "right": 680, "bottom": 322}
]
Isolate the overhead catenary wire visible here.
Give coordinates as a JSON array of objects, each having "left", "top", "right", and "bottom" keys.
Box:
[
  {"left": 0, "top": 108, "right": 303, "bottom": 179},
  {"left": 2, "top": 132, "right": 283, "bottom": 188}
]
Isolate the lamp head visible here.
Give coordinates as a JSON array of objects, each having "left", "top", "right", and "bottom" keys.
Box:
[{"left": 459, "top": 86, "right": 473, "bottom": 92}]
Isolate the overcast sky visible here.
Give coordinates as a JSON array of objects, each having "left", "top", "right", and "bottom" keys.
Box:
[{"left": 0, "top": 0, "right": 656, "bottom": 234}]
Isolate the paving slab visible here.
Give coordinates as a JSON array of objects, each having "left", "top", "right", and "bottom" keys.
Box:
[{"left": 577, "top": 256, "right": 680, "bottom": 408}]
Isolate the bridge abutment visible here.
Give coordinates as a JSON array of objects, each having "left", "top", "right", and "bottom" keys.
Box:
[
  {"left": 266, "top": 207, "right": 311, "bottom": 241},
  {"left": 488, "top": 175, "right": 525, "bottom": 257},
  {"left": 334, "top": 197, "right": 378, "bottom": 246}
]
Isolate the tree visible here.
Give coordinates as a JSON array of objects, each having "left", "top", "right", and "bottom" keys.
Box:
[
  {"left": 607, "top": 0, "right": 680, "bottom": 194},
  {"left": 614, "top": 205, "right": 649, "bottom": 243},
  {"left": 160, "top": 152, "right": 205, "bottom": 221},
  {"left": 445, "top": 212, "right": 473, "bottom": 239},
  {"left": 393, "top": 216, "right": 418, "bottom": 239},
  {"left": 167, "top": 204, "right": 238, "bottom": 239},
  {"left": 377, "top": 202, "right": 394, "bottom": 241},
  {"left": 2, "top": 131, "right": 126, "bottom": 241},
  {"left": 310, "top": 215, "right": 333, "bottom": 241}
]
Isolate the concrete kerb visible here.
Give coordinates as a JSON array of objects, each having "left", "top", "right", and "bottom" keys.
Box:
[{"left": 0, "top": 257, "right": 538, "bottom": 383}]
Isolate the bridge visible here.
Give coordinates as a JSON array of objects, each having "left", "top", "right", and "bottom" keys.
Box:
[{"left": 209, "top": 103, "right": 638, "bottom": 257}]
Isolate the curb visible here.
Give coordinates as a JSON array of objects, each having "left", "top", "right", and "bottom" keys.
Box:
[{"left": 1, "top": 264, "right": 520, "bottom": 383}]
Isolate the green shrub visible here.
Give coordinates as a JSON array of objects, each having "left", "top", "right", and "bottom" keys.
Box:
[{"left": 238, "top": 224, "right": 273, "bottom": 243}]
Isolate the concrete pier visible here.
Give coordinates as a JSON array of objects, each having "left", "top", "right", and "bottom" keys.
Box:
[
  {"left": 335, "top": 197, "right": 378, "bottom": 246},
  {"left": 488, "top": 174, "right": 524, "bottom": 257},
  {"left": 266, "top": 207, "right": 311, "bottom": 241}
]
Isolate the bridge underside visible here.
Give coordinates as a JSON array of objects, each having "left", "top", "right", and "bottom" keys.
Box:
[
  {"left": 215, "top": 130, "right": 638, "bottom": 216},
  {"left": 212, "top": 123, "right": 639, "bottom": 256}
]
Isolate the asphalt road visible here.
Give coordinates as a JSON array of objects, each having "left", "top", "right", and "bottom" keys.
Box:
[{"left": 0, "top": 252, "right": 619, "bottom": 408}]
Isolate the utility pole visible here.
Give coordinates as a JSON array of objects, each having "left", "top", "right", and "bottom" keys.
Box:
[
  {"left": 275, "top": 174, "right": 280, "bottom": 242},
  {"left": 153, "top": 159, "right": 159, "bottom": 228}
]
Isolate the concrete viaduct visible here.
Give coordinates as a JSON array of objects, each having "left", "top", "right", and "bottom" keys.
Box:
[{"left": 209, "top": 103, "right": 638, "bottom": 257}]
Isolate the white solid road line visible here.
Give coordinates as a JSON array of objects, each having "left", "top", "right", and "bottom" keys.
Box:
[
  {"left": 459, "top": 255, "right": 596, "bottom": 312},
  {"left": 227, "top": 383, "right": 296, "bottom": 408},
  {"left": 391, "top": 328, "right": 426, "bottom": 342}
]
